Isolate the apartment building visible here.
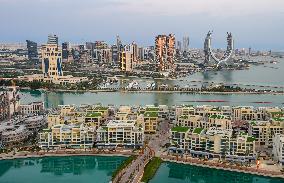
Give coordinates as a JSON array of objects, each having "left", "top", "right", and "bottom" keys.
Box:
[
  {"left": 232, "top": 106, "right": 266, "bottom": 121},
  {"left": 176, "top": 115, "right": 202, "bottom": 130},
  {"left": 248, "top": 118, "right": 284, "bottom": 146},
  {"left": 207, "top": 115, "right": 232, "bottom": 129},
  {"left": 19, "top": 102, "right": 44, "bottom": 115},
  {"left": 39, "top": 123, "right": 95, "bottom": 149},
  {"left": 272, "top": 133, "right": 284, "bottom": 166},
  {"left": 96, "top": 120, "right": 144, "bottom": 148}
]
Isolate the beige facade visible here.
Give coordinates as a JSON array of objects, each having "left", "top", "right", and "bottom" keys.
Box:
[
  {"left": 41, "top": 44, "right": 63, "bottom": 79},
  {"left": 155, "top": 34, "right": 175, "bottom": 72},
  {"left": 119, "top": 51, "right": 133, "bottom": 72}
]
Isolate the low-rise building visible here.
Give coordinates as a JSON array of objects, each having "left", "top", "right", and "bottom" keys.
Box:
[
  {"left": 169, "top": 126, "right": 256, "bottom": 161},
  {"left": 207, "top": 114, "right": 232, "bottom": 129},
  {"left": 84, "top": 112, "right": 102, "bottom": 130},
  {"left": 0, "top": 125, "right": 29, "bottom": 145},
  {"left": 232, "top": 106, "right": 266, "bottom": 121},
  {"left": 176, "top": 115, "right": 202, "bottom": 130},
  {"left": 39, "top": 123, "right": 95, "bottom": 149},
  {"left": 248, "top": 118, "right": 284, "bottom": 146},
  {"left": 143, "top": 111, "right": 159, "bottom": 134},
  {"left": 96, "top": 120, "right": 144, "bottom": 148},
  {"left": 19, "top": 102, "right": 44, "bottom": 115},
  {"left": 0, "top": 86, "right": 20, "bottom": 121}
]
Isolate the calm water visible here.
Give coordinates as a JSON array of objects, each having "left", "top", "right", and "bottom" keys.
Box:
[
  {"left": 187, "top": 57, "right": 284, "bottom": 87},
  {"left": 150, "top": 162, "right": 284, "bottom": 183},
  {"left": 20, "top": 90, "right": 284, "bottom": 108},
  {"left": 19, "top": 58, "right": 284, "bottom": 108},
  {"left": 0, "top": 156, "right": 126, "bottom": 183}
]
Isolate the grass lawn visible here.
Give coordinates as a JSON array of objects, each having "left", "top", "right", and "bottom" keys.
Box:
[{"left": 141, "top": 157, "right": 163, "bottom": 183}]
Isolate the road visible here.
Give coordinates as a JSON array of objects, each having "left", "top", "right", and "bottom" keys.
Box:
[{"left": 112, "top": 119, "right": 170, "bottom": 183}]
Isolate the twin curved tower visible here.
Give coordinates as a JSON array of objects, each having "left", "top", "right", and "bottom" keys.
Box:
[{"left": 204, "top": 31, "right": 234, "bottom": 67}]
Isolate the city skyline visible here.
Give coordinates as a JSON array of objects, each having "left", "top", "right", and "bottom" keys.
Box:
[{"left": 0, "top": 0, "right": 284, "bottom": 50}]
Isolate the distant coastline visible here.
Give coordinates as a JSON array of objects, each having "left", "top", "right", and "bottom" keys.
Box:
[{"left": 20, "top": 87, "right": 284, "bottom": 95}]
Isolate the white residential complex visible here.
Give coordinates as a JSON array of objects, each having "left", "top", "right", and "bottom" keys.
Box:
[
  {"left": 272, "top": 133, "right": 284, "bottom": 166},
  {"left": 96, "top": 120, "right": 144, "bottom": 148}
]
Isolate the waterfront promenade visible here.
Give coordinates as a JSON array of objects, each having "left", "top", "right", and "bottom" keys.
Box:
[{"left": 160, "top": 155, "right": 284, "bottom": 179}]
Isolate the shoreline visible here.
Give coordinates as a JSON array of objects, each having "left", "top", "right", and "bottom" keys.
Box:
[
  {"left": 20, "top": 87, "right": 284, "bottom": 95},
  {"left": 160, "top": 156, "right": 284, "bottom": 179},
  {"left": 1, "top": 152, "right": 283, "bottom": 180},
  {"left": 0, "top": 151, "right": 133, "bottom": 161}
]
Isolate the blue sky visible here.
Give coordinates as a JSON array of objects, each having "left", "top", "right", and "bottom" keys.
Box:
[{"left": 0, "top": 0, "right": 284, "bottom": 50}]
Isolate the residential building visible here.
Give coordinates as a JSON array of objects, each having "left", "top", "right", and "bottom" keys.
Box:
[
  {"left": 62, "top": 42, "right": 69, "bottom": 61},
  {"left": 272, "top": 133, "right": 284, "bottom": 166},
  {"left": 119, "top": 50, "right": 133, "bottom": 72},
  {"left": 0, "top": 86, "right": 20, "bottom": 121},
  {"left": 26, "top": 40, "right": 38, "bottom": 63},
  {"left": 47, "top": 34, "right": 58, "bottom": 45},
  {"left": 182, "top": 36, "right": 190, "bottom": 52},
  {"left": 207, "top": 115, "right": 232, "bottom": 129},
  {"left": 41, "top": 43, "right": 63, "bottom": 79},
  {"left": 155, "top": 34, "right": 175, "bottom": 72},
  {"left": 177, "top": 115, "right": 202, "bottom": 130},
  {"left": 142, "top": 111, "right": 159, "bottom": 134},
  {"left": 84, "top": 112, "right": 103, "bottom": 130},
  {"left": 19, "top": 102, "right": 44, "bottom": 115},
  {"left": 232, "top": 106, "right": 266, "bottom": 121},
  {"left": 248, "top": 118, "right": 284, "bottom": 146},
  {"left": 39, "top": 123, "right": 95, "bottom": 149},
  {"left": 96, "top": 120, "right": 144, "bottom": 148}
]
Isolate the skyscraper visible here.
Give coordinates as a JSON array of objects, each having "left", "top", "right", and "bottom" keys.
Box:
[
  {"left": 182, "top": 36, "right": 189, "bottom": 52},
  {"left": 155, "top": 34, "right": 175, "bottom": 72},
  {"left": 119, "top": 50, "right": 133, "bottom": 72},
  {"left": 26, "top": 40, "right": 38, "bottom": 62},
  {"left": 111, "top": 45, "right": 119, "bottom": 64},
  {"left": 177, "top": 41, "right": 182, "bottom": 53},
  {"left": 47, "top": 34, "right": 58, "bottom": 45},
  {"left": 62, "top": 42, "right": 69, "bottom": 61},
  {"left": 124, "top": 42, "right": 138, "bottom": 63},
  {"left": 42, "top": 35, "right": 63, "bottom": 79}
]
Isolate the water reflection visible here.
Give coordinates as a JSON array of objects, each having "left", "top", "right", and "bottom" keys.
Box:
[
  {"left": 151, "top": 162, "right": 284, "bottom": 183},
  {"left": 0, "top": 156, "right": 126, "bottom": 177}
]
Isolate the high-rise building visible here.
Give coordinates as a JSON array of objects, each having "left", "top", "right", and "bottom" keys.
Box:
[
  {"left": 119, "top": 51, "right": 133, "bottom": 72},
  {"left": 177, "top": 41, "right": 182, "bottom": 53},
  {"left": 42, "top": 35, "right": 63, "bottom": 79},
  {"left": 93, "top": 41, "right": 111, "bottom": 63},
  {"left": 111, "top": 45, "right": 119, "bottom": 64},
  {"left": 155, "top": 34, "right": 175, "bottom": 72},
  {"left": 47, "top": 34, "right": 58, "bottom": 45},
  {"left": 26, "top": 40, "right": 38, "bottom": 62},
  {"left": 62, "top": 42, "right": 69, "bottom": 61},
  {"left": 124, "top": 42, "right": 138, "bottom": 63},
  {"left": 182, "top": 36, "right": 190, "bottom": 52},
  {"left": 86, "top": 42, "right": 96, "bottom": 61}
]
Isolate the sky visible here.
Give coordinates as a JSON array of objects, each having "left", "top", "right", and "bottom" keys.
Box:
[{"left": 0, "top": 0, "right": 284, "bottom": 50}]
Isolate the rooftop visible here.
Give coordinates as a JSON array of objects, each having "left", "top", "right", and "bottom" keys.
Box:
[
  {"left": 247, "top": 136, "right": 256, "bottom": 142},
  {"left": 179, "top": 115, "right": 188, "bottom": 120},
  {"left": 144, "top": 112, "right": 158, "bottom": 118},
  {"left": 193, "top": 128, "right": 204, "bottom": 134},
  {"left": 145, "top": 107, "right": 159, "bottom": 112},
  {"left": 94, "top": 107, "right": 109, "bottom": 111},
  {"left": 171, "top": 126, "right": 189, "bottom": 133},
  {"left": 86, "top": 112, "right": 102, "bottom": 118},
  {"left": 209, "top": 114, "right": 228, "bottom": 119},
  {"left": 272, "top": 117, "right": 284, "bottom": 122}
]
